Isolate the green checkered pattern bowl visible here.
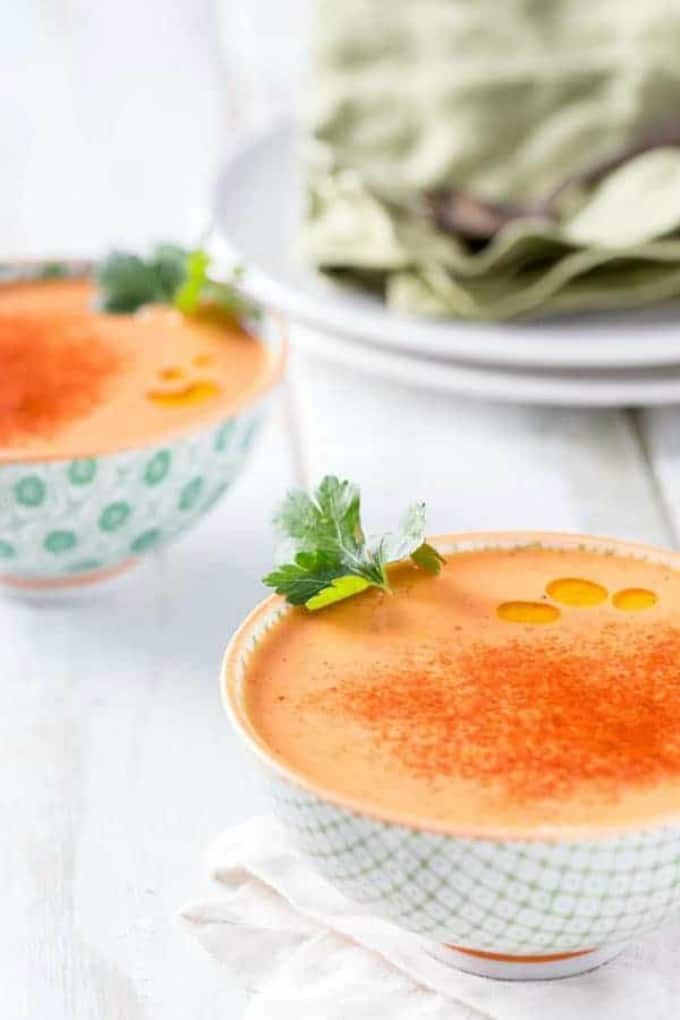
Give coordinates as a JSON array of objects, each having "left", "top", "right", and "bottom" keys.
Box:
[
  {"left": 0, "top": 259, "right": 284, "bottom": 594},
  {"left": 223, "top": 532, "right": 680, "bottom": 980}
]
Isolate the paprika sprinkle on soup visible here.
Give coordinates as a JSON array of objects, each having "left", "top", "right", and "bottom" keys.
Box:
[
  {"left": 244, "top": 542, "right": 680, "bottom": 834},
  {"left": 0, "top": 311, "right": 122, "bottom": 449},
  {"left": 323, "top": 628, "right": 680, "bottom": 802}
]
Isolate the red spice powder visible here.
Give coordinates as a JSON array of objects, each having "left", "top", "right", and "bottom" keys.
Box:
[
  {"left": 0, "top": 313, "right": 121, "bottom": 448},
  {"left": 320, "top": 627, "right": 680, "bottom": 801}
]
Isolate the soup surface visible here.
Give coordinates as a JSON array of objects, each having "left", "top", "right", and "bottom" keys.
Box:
[
  {"left": 243, "top": 542, "right": 680, "bottom": 835},
  {"left": 0, "top": 277, "right": 272, "bottom": 459}
]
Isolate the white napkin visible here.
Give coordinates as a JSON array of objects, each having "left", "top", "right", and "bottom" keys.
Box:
[{"left": 181, "top": 816, "right": 680, "bottom": 1020}]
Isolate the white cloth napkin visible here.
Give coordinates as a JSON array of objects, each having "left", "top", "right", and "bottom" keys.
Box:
[{"left": 181, "top": 816, "right": 680, "bottom": 1020}]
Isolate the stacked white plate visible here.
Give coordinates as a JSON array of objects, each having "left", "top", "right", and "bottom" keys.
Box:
[{"left": 212, "top": 123, "right": 680, "bottom": 407}]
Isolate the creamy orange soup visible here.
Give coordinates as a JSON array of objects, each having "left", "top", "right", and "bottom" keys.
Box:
[
  {"left": 0, "top": 277, "right": 274, "bottom": 460},
  {"left": 243, "top": 544, "right": 680, "bottom": 835}
]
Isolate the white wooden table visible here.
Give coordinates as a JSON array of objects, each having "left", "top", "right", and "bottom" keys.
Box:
[{"left": 3, "top": 5, "right": 680, "bottom": 1018}]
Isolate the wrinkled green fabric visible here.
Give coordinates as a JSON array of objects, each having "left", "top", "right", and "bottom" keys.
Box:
[{"left": 301, "top": 0, "right": 680, "bottom": 319}]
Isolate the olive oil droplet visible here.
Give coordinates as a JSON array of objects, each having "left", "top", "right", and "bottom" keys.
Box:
[
  {"left": 147, "top": 380, "right": 220, "bottom": 408},
  {"left": 193, "top": 353, "right": 215, "bottom": 367},
  {"left": 612, "top": 588, "right": 658, "bottom": 612},
  {"left": 497, "top": 601, "right": 560, "bottom": 625},
  {"left": 546, "top": 577, "right": 608, "bottom": 607},
  {"left": 158, "top": 366, "right": 184, "bottom": 381}
]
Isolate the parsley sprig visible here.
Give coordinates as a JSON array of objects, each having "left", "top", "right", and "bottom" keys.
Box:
[
  {"left": 263, "top": 476, "right": 444, "bottom": 611},
  {"left": 94, "top": 244, "right": 259, "bottom": 321}
]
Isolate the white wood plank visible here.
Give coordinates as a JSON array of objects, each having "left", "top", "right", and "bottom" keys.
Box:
[
  {"left": 0, "top": 4, "right": 306, "bottom": 1018},
  {"left": 0, "top": 410, "right": 296, "bottom": 1020},
  {"left": 290, "top": 345, "right": 673, "bottom": 548},
  {"left": 636, "top": 408, "right": 680, "bottom": 547},
  {"left": 1, "top": 5, "right": 298, "bottom": 1017}
]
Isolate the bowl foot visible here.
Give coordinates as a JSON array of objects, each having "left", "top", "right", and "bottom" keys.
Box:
[
  {"left": 0, "top": 558, "right": 139, "bottom": 602},
  {"left": 431, "top": 943, "right": 625, "bottom": 981}
]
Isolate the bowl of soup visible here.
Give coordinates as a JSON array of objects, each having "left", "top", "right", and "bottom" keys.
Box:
[
  {"left": 0, "top": 258, "right": 285, "bottom": 592},
  {"left": 223, "top": 531, "right": 680, "bottom": 980}
]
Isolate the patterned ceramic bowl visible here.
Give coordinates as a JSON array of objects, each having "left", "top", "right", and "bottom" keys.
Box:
[
  {"left": 0, "top": 259, "right": 285, "bottom": 594},
  {"left": 223, "top": 532, "right": 680, "bottom": 980}
]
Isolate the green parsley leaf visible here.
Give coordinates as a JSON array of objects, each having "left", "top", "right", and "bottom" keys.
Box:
[
  {"left": 152, "top": 244, "right": 192, "bottom": 298},
  {"left": 94, "top": 244, "right": 259, "bottom": 321},
  {"left": 410, "top": 541, "right": 446, "bottom": 574},
  {"left": 173, "top": 249, "right": 210, "bottom": 314},
  {"left": 375, "top": 502, "right": 427, "bottom": 566},
  {"left": 263, "top": 475, "right": 445, "bottom": 610},
  {"left": 95, "top": 248, "right": 182, "bottom": 312},
  {"left": 175, "top": 254, "right": 259, "bottom": 322},
  {"left": 263, "top": 550, "right": 350, "bottom": 606},
  {"left": 305, "top": 576, "right": 372, "bottom": 610}
]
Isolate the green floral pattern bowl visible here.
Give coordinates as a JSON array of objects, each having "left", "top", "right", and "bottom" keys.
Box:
[
  {"left": 0, "top": 260, "right": 285, "bottom": 593},
  {"left": 222, "top": 532, "right": 680, "bottom": 981}
]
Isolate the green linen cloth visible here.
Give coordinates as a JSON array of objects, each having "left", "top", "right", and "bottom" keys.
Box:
[{"left": 301, "top": 0, "right": 680, "bottom": 319}]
